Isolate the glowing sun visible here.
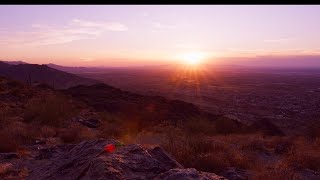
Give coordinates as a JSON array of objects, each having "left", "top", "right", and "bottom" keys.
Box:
[{"left": 180, "top": 52, "right": 205, "bottom": 66}]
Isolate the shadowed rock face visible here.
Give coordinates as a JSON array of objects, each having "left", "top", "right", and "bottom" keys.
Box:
[{"left": 21, "top": 139, "right": 225, "bottom": 180}]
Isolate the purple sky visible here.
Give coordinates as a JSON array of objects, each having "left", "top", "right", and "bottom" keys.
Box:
[{"left": 1, "top": 5, "right": 320, "bottom": 67}]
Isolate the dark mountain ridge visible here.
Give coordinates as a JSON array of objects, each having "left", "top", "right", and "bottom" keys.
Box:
[
  {"left": 65, "top": 83, "right": 217, "bottom": 123},
  {"left": 1, "top": 60, "right": 27, "bottom": 65},
  {"left": 0, "top": 61, "right": 99, "bottom": 89}
]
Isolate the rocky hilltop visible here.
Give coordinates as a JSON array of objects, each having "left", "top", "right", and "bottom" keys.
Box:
[
  {"left": 1, "top": 70, "right": 319, "bottom": 179},
  {"left": 0, "top": 139, "right": 226, "bottom": 180}
]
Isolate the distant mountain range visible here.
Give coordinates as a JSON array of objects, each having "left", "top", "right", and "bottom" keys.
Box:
[
  {"left": 0, "top": 61, "right": 99, "bottom": 89},
  {"left": 46, "top": 63, "right": 107, "bottom": 73}
]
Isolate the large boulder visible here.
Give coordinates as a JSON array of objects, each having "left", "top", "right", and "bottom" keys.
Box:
[
  {"left": 72, "top": 110, "right": 101, "bottom": 128},
  {"left": 22, "top": 139, "right": 225, "bottom": 180}
]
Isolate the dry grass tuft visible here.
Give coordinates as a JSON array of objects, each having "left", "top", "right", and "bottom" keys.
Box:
[
  {"left": 59, "top": 124, "right": 96, "bottom": 143},
  {"left": 39, "top": 126, "right": 57, "bottom": 138},
  {"left": 161, "top": 132, "right": 256, "bottom": 173},
  {"left": 23, "top": 94, "right": 79, "bottom": 127},
  {"left": 279, "top": 137, "right": 320, "bottom": 171},
  {"left": 0, "top": 132, "right": 18, "bottom": 153},
  {"left": 0, "top": 163, "right": 14, "bottom": 176},
  {"left": 182, "top": 118, "right": 217, "bottom": 136}
]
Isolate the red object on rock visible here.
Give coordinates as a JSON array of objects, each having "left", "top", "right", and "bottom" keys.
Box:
[{"left": 104, "top": 144, "right": 116, "bottom": 153}]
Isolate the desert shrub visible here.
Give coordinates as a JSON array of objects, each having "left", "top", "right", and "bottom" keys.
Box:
[
  {"left": 7, "top": 80, "right": 27, "bottom": 96},
  {"left": 17, "top": 148, "right": 32, "bottom": 158},
  {"left": 0, "top": 121, "right": 37, "bottom": 150},
  {"left": 78, "top": 126, "right": 96, "bottom": 140},
  {"left": 270, "top": 137, "right": 294, "bottom": 155},
  {"left": 182, "top": 117, "right": 217, "bottom": 136},
  {"left": 7, "top": 79, "right": 24, "bottom": 89},
  {"left": 99, "top": 112, "right": 124, "bottom": 124},
  {"left": 0, "top": 105, "right": 9, "bottom": 124},
  {"left": 161, "top": 132, "right": 255, "bottom": 174},
  {"left": 252, "top": 169, "right": 301, "bottom": 180},
  {"left": 283, "top": 147, "right": 320, "bottom": 171},
  {"left": 98, "top": 111, "right": 154, "bottom": 140},
  {"left": 180, "top": 116, "right": 250, "bottom": 136},
  {"left": 0, "top": 163, "right": 29, "bottom": 179},
  {"left": 0, "top": 163, "right": 14, "bottom": 176},
  {"left": 214, "top": 116, "right": 249, "bottom": 134},
  {"left": 18, "top": 167, "right": 29, "bottom": 179},
  {"left": 0, "top": 120, "right": 43, "bottom": 152},
  {"left": 240, "top": 138, "right": 267, "bottom": 152},
  {"left": 305, "top": 120, "right": 320, "bottom": 140},
  {"left": 97, "top": 118, "right": 145, "bottom": 144},
  {"left": 35, "top": 83, "right": 53, "bottom": 90},
  {"left": 98, "top": 112, "right": 126, "bottom": 138},
  {"left": 133, "top": 131, "right": 165, "bottom": 145},
  {"left": 274, "top": 137, "right": 320, "bottom": 172},
  {"left": 0, "top": 131, "right": 18, "bottom": 153},
  {"left": 98, "top": 122, "right": 123, "bottom": 139},
  {"left": 8, "top": 124, "right": 35, "bottom": 145},
  {"left": 23, "top": 94, "right": 79, "bottom": 127},
  {"left": 162, "top": 130, "right": 320, "bottom": 178},
  {"left": 59, "top": 124, "right": 96, "bottom": 143},
  {"left": 59, "top": 127, "right": 81, "bottom": 143},
  {"left": 39, "top": 126, "right": 57, "bottom": 138}
]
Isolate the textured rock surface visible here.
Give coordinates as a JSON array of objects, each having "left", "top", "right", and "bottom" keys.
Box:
[
  {"left": 220, "top": 167, "right": 254, "bottom": 180},
  {"left": 72, "top": 110, "right": 101, "bottom": 128},
  {"left": 15, "top": 139, "right": 225, "bottom": 180},
  {"left": 154, "top": 168, "right": 226, "bottom": 180}
]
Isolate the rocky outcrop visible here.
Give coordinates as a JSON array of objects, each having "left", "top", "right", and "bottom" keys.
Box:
[
  {"left": 154, "top": 168, "right": 226, "bottom": 180},
  {"left": 220, "top": 167, "right": 255, "bottom": 180},
  {"left": 72, "top": 110, "right": 101, "bottom": 128},
  {"left": 5, "top": 139, "right": 225, "bottom": 180}
]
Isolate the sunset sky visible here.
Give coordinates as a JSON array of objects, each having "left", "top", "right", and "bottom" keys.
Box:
[{"left": 1, "top": 5, "right": 320, "bottom": 67}]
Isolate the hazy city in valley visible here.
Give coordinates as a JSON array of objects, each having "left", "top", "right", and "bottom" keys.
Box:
[{"left": 0, "top": 5, "right": 320, "bottom": 180}]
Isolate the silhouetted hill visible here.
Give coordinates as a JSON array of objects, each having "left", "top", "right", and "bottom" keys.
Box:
[
  {"left": 65, "top": 83, "right": 286, "bottom": 136},
  {"left": 1, "top": 61, "right": 27, "bottom": 65},
  {"left": 65, "top": 83, "right": 251, "bottom": 133},
  {"left": 0, "top": 62, "right": 99, "bottom": 89}
]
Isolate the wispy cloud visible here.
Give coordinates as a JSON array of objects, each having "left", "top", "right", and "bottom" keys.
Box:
[
  {"left": 174, "top": 43, "right": 202, "bottom": 49},
  {"left": 80, "top": 57, "right": 95, "bottom": 62},
  {"left": 151, "top": 22, "right": 175, "bottom": 30},
  {"left": 0, "top": 19, "right": 128, "bottom": 47},
  {"left": 141, "top": 12, "right": 149, "bottom": 17},
  {"left": 224, "top": 47, "right": 320, "bottom": 57},
  {"left": 0, "top": 28, "right": 7, "bottom": 33},
  {"left": 264, "top": 38, "right": 294, "bottom": 43},
  {"left": 71, "top": 19, "right": 128, "bottom": 31}
]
